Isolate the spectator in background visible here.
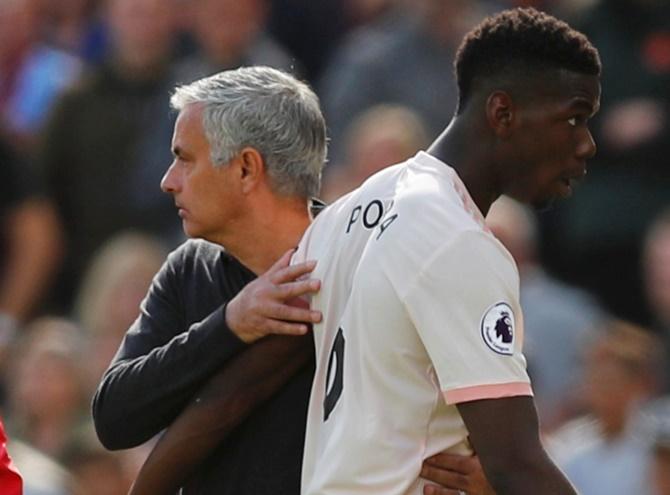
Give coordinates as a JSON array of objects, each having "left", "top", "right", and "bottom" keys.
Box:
[
  {"left": 322, "top": 104, "right": 428, "bottom": 202},
  {"left": 41, "top": 0, "right": 108, "bottom": 65},
  {"left": 0, "top": 0, "right": 81, "bottom": 152},
  {"left": 40, "top": 0, "right": 181, "bottom": 313},
  {"left": 642, "top": 396, "right": 670, "bottom": 495},
  {"left": 643, "top": 208, "right": 670, "bottom": 391},
  {"left": 651, "top": 426, "right": 670, "bottom": 495},
  {"left": 3, "top": 317, "right": 91, "bottom": 495},
  {"left": 62, "top": 436, "right": 135, "bottom": 495},
  {"left": 8, "top": 439, "right": 69, "bottom": 495},
  {"left": 74, "top": 232, "right": 167, "bottom": 395},
  {"left": 0, "top": 139, "right": 62, "bottom": 352},
  {"left": 318, "top": 0, "right": 492, "bottom": 164},
  {"left": 267, "top": 0, "right": 397, "bottom": 82},
  {"left": 5, "top": 317, "right": 89, "bottom": 462},
  {"left": 486, "top": 196, "right": 605, "bottom": 431},
  {"left": 175, "top": 0, "right": 298, "bottom": 83},
  {"left": 538, "top": 0, "right": 670, "bottom": 324},
  {"left": 547, "top": 320, "right": 662, "bottom": 495}
]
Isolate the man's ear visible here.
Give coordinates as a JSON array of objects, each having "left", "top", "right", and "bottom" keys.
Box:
[
  {"left": 237, "top": 147, "right": 266, "bottom": 194},
  {"left": 486, "top": 91, "right": 515, "bottom": 139}
]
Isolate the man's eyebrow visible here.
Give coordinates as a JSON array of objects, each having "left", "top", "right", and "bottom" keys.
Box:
[{"left": 570, "top": 97, "right": 599, "bottom": 116}]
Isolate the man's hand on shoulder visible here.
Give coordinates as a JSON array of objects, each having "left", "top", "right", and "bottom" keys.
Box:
[{"left": 226, "top": 248, "right": 322, "bottom": 343}]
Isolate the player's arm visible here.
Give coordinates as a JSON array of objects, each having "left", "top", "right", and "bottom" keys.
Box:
[
  {"left": 405, "top": 231, "right": 570, "bottom": 494},
  {"left": 128, "top": 333, "right": 313, "bottom": 495},
  {"left": 457, "top": 396, "right": 576, "bottom": 494}
]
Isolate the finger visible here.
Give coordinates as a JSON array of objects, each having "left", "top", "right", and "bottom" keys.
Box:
[
  {"left": 423, "top": 484, "right": 462, "bottom": 495},
  {"left": 421, "top": 464, "right": 469, "bottom": 491},
  {"left": 268, "top": 301, "right": 322, "bottom": 323},
  {"left": 267, "top": 249, "right": 296, "bottom": 275},
  {"left": 275, "top": 279, "right": 321, "bottom": 300},
  {"left": 424, "top": 453, "right": 473, "bottom": 475},
  {"left": 263, "top": 318, "right": 311, "bottom": 336},
  {"left": 271, "top": 259, "right": 317, "bottom": 284}
]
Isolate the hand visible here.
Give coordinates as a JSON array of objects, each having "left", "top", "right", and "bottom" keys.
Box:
[
  {"left": 226, "top": 249, "right": 322, "bottom": 343},
  {"left": 421, "top": 453, "right": 495, "bottom": 495}
]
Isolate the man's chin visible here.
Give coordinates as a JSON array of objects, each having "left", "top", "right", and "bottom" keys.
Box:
[
  {"left": 530, "top": 197, "right": 556, "bottom": 212},
  {"left": 183, "top": 223, "right": 201, "bottom": 239},
  {"left": 506, "top": 192, "right": 556, "bottom": 212}
]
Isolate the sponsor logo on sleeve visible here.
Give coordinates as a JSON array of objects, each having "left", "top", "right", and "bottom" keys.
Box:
[{"left": 480, "top": 302, "right": 515, "bottom": 355}]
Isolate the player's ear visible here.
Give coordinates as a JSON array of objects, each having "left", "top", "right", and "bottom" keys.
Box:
[
  {"left": 486, "top": 91, "right": 515, "bottom": 139},
  {"left": 238, "top": 147, "right": 266, "bottom": 194}
]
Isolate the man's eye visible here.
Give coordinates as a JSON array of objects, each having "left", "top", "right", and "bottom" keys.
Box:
[{"left": 567, "top": 117, "right": 578, "bottom": 126}]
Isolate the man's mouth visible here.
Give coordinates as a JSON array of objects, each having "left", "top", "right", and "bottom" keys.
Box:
[{"left": 562, "top": 169, "right": 586, "bottom": 188}]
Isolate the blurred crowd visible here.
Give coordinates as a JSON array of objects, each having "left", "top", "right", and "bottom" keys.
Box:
[{"left": 0, "top": 0, "right": 668, "bottom": 493}]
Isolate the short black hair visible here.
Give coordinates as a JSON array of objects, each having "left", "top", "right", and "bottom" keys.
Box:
[{"left": 454, "top": 7, "right": 601, "bottom": 113}]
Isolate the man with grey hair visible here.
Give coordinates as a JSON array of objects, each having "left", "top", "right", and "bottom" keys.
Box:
[{"left": 92, "top": 66, "right": 327, "bottom": 494}]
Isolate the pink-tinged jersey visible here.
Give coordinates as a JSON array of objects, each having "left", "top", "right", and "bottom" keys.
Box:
[{"left": 295, "top": 152, "right": 532, "bottom": 494}]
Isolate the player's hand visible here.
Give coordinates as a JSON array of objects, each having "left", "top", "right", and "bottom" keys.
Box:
[
  {"left": 226, "top": 248, "right": 322, "bottom": 343},
  {"left": 421, "top": 453, "right": 495, "bottom": 495}
]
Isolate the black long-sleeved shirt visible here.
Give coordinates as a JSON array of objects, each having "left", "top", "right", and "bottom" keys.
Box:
[{"left": 92, "top": 239, "right": 312, "bottom": 494}]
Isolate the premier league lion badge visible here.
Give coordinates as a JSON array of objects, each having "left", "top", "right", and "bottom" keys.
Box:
[{"left": 480, "top": 302, "right": 515, "bottom": 355}]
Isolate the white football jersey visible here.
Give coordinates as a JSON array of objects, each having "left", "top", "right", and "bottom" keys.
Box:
[{"left": 296, "top": 151, "right": 532, "bottom": 494}]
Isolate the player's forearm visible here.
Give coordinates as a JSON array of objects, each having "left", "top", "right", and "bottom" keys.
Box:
[
  {"left": 128, "top": 333, "right": 314, "bottom": 495},
  {"left": 483, "top": 450, "right": 576, "bottom": 495},
  {"left": 93, "top": 306, "right": 247, "bottom": 449},
  {"left": 458, "top": 397, "right": 577, "bottom": 495}
]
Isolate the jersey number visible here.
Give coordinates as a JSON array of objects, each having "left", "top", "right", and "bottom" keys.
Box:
[{"left": 323, "top": 327, "right": 345, "bottom": 421}]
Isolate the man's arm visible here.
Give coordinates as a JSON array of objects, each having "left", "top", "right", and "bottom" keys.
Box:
[
  {"left": 128, "top": 333, "right": 313, "bottom": 495},
  {"left": 92, "top": 245, "right": 320, "bottom": 450},
  {"left": 92, "top": 255, "right": 248, "bottom": 449},
  {"left": 457, "top": 396, "right": 576, "bottom": 494},
  {"left": 126, "top": 251, "right": 322, "bottom": 494}
]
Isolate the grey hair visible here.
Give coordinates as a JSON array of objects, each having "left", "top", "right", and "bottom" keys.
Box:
[{"left": 171, "top": 66, "right": 327, "bottom": 198}]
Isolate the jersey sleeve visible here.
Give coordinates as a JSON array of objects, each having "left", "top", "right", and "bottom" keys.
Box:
[{"left": 401, "top": 229, "right": 532, "bottom": 405}]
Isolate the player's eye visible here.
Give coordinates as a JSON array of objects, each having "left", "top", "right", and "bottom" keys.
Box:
[{"left": 568, "top": 115, "right": 589, "bottom": 127}]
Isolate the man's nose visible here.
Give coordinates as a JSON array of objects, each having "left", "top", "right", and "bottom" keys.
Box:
[
  {"left": 161, "top": 162, "right": 178, "bottom": 193},
  {"left": 577, "top": 128, "right": 597, "bottom": 160}
]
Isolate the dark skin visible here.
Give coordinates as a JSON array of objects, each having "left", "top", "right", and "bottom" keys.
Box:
[
  {"left": 430, "top": 68, "right": 600, "bottom": 493},
  {"left": 130, "top": 68, "right": 599, "bottom": 495}
]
